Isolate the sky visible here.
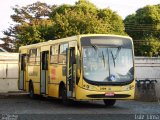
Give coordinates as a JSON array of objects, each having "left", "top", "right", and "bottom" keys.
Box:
[{"left": 0, "top": 0, "right": 159, "bottom": 38}]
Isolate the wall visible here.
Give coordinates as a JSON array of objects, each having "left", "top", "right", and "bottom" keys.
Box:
[
  {"left": 135, "top": 57, "right": 160, "bottom": 100},
  {"left": 0, "top": 54, "right": 160, "bottom": 99},
  {"left": 135, "top": 57, "right": 160, "bottom": 80},
  {"left": 0, "top": 53, "right": 19, "bottom": 92}
]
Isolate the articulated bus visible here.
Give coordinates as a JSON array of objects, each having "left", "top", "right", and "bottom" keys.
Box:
[{"left": 19, "top": 34, "right": 135, "bottom": 106}]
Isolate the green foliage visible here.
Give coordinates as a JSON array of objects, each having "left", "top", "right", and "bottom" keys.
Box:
[
  {"left": 4, "top": 2, "right": 54, "bottom": 49},
  {"left": 0, "top": 37, "right": 15, "bottom": 52},
  {"left": 15, "top": 19, "right": 54, "bottom": 48},
  {"left": 97, "top": 9, "right": 125, "bottom": 35},
  {"left": 3, "top": 0, "right": 125, "bottom": 49},
  {"left": 124, "top": 4, "right": 160, "bottom": 40},
  {"left": 11, "top": 2, "right": 51, "bottom": 23},
  {"left": 134, "top": 37, "right": 160, "bottom": 57},
  {"left": 124, "top": 4, "right": 160, "bottom": 56},
  {"left": 50, "top": 0, "right": 125, "bottom": 39},
  {"left": 50, "top": 9, "right": 112, "bottom": 39}
]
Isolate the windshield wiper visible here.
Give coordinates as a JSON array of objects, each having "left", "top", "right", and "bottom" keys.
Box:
[
  {"left": 102, "top": 51, "right": 105, "bottom": 67},
  {"left": 91, "top": 44, "right": 106, "bottom": 67},
  {"left": 111, "top": 47, "right": 121, "bottom": 67}
]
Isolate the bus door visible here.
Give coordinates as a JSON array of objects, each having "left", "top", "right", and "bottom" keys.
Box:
[
  {"left": 40, "top": 51, "right": 49, "bottom": 95},
  {"left": 66, "top": 47, "right": 76, "bottom": 98},
  {"left": 19, "top": 54, "right": 27, "bottom": 90}
]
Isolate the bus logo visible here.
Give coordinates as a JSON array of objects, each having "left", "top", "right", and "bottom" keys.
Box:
[{"left": 109, "top": 75, "right": 116, "bottom": 81}]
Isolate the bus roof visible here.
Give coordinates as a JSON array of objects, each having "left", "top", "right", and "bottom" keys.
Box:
[{"left": 19, "top": 34, "right": 132, "bottom": 51}]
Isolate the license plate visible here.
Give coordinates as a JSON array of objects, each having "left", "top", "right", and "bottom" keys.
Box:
[{"left": 105, "top": 92, "right": 115, "bottom": 97}]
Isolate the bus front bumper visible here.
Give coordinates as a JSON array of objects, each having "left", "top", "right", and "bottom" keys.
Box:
[{"left": 75, "top": 86, "right": 135, "bottom": 100}]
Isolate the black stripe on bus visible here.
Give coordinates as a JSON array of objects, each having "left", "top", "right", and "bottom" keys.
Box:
[{"left": 87, "top": 94, "right": 130, "bottom": 98}]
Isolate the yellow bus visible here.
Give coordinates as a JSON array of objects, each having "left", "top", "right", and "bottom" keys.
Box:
[{"left": 18, "top": 34, "right": 135, "bottom": 106}]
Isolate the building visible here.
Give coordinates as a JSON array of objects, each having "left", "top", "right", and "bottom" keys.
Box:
[{"left": 0, "top": 52, "right": 19, "bottom": 92}]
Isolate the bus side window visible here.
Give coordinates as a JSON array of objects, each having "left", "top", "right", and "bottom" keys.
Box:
[
  {"left": 60, "top": 43, "right": 68, "bottom": 54},
  {"left": 59, "top": 43, "right": 68, "bottom": 64},
  {"left": 51, "top": 44, "right": 59, "bottom": 64},
  {"left": 30, "top": 49, "right": 37, "bottom": 57},
  {"left": 29, "top": 49, "right": 37, "bottom": 65},
  {"left": 36, "top": 48, "right": 40, "bottom": 65}
]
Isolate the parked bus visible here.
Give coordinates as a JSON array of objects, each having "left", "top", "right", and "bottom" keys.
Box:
[{"left": 19, "top": 34, "right": 135, "bottom": 106}]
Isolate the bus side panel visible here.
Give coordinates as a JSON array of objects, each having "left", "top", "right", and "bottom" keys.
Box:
[
  {"left": 48, "top": 84, "right": 59, "bottom": 98},
  {"left": 25, "top": 81, "right": 29, "bottom": 92},
  {"left": 48, "top": 65, "right": 61, "bottom": 98},
  {"left": 27, "top": 65, "right": 40, "bottom": 95},
  {"left": 58, "top": 64, "right": 66, "bottom": 84}
]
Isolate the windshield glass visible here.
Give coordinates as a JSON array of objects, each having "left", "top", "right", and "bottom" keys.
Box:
[{"left": 83, "top": 47, "right": 134, "bottom": 83}]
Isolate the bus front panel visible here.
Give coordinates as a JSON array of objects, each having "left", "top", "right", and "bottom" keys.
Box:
[{"left": 76, "top": 35, "right": 135, "bottom": 100}]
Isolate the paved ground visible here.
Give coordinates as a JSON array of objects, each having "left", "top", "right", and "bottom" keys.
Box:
[{"left": 0, "top": 94, "right": 159, "bottom": 120}]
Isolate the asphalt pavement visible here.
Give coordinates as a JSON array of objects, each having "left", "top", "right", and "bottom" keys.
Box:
[{"left": 0, "top": 93, "right": 159, "bottom": 120}]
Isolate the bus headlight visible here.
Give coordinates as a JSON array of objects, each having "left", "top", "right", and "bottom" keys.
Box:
[
  {"left": 83, "top": 84, "right": 96, "bottom": 90},
  {"left": 123, "top": 85, "right": 134, "bottom": 91},
  {"left": 129, "top": 84, "right": 134, "bottom": 90}
]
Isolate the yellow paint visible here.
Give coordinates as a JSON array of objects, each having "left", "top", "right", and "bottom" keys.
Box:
[{"left": 19, "top": 34, "right": 135, "bottom": 101}]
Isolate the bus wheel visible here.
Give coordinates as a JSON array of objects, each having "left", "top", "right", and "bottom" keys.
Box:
[
  {"left": 61, "top": 85, "right": 68, "bottom": 104},
  {"left": 103, "top": 99, "right": 116, "bottom": 106},
  {"left": 29, "top": 82, "right": 34, "bottom": 99}
]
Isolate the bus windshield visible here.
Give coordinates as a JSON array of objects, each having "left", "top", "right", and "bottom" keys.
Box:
[
  {"left": 83, "top": 47, "right": 134, "bottom": 83},
  {"left": 81, "top": 36, "right": 134, "bottom": 84}
]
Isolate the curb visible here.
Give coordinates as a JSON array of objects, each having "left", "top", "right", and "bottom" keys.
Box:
[{"left": 0, "top": 91, "right": 28, "bottom": 99}]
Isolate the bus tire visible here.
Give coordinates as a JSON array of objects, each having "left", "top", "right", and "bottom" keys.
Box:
[
  {"left": 103, "top": 99, "right": 116, "bottom": 106},
  {"left": 29, "top": 81, "right": 35, "bottom": 99},
  {"left": 60, "top": 84, "right": 68, "bottom": 104}
]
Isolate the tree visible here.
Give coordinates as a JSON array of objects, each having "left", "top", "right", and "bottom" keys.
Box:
[
  {"left": 97, "top": 9, "right": 125, "bottom": 35},
  {"left": 3, "top": 0, "right": 125, "bottom": 49},
  {"left": 15, "top": 19, "right": 54, "bottom": 47},
  {"left": 134, "top": 38, "right": 160, "bottom": 57},
  {"left": 0, "top": 37, "right": 15, "bottom": 52},
  {"left": 11, "top": 2, "right": 52, "bottom": 23},
  {"left": 124, "top": 4, "right": 160, "bottom": 56},
  {"left": 49, "top": 0, "right": 125, "bottom": 39},
  {"left": 3, "top": 2, "right": 54, "bottom": 50}
]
